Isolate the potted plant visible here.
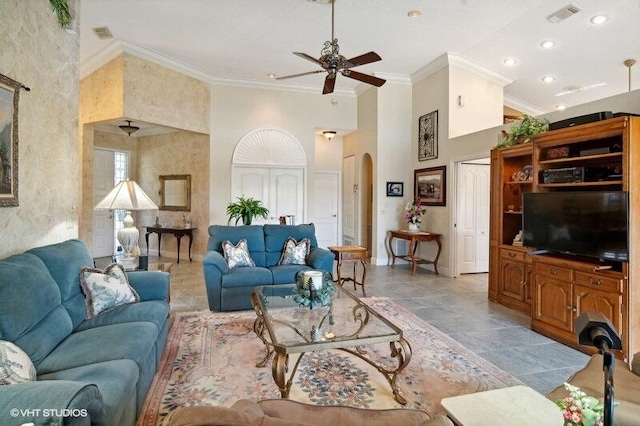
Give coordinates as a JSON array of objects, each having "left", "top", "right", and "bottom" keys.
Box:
[
  {"left": 497, "top": 114, "right": 549, "bottom": 148},
  {"left": 226, "top": 197, "right": 269, "bottom": 225}
]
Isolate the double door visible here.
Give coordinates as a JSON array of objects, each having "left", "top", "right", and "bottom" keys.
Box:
[{"left": 232, "top": 166, "right": 304, "bottom": 224}]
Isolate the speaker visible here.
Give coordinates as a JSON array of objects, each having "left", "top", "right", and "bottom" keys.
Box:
[
  {"left": 549, "top": 111, "right": 612, "bottom": 131},
  {"left": 138, "top": 255, "right": 149, "bottom": 271}
]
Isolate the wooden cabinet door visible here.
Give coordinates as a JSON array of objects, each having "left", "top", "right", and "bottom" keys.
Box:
[
  {"left": 499, "top": 258, "right": 526, "bottom": 302},
  {"left": 574, "top": 285, "right": 622, "bottom": 332},
  {"left": 534, "top": 275, "right": 572, "bottom": 331}
]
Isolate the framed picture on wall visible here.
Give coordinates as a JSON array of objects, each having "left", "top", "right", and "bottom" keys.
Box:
[
  {"left": 0, "top": 73, "right": 23, "bottom": 207},
  {"left": 414, "top": 166, "right": 446, "bottom": 206},
  {"left": 386, "top": 182, "right": 403, "bottom": 197},
  {"left": 418, "top": 110, "right": 438, "bottom": 161}
]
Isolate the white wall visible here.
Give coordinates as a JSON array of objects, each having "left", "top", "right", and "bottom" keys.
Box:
[
  {"left": 209, "top": 85, "right": 357, "bottom": 225},
  {"left": 315, "top": 133, "right": 344, "bottom": 172}
]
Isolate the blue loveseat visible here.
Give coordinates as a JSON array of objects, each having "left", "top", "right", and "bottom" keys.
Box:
[
  {"left": 0, "top": 239, "right": 170, "bottom": 426},
  {"left": 202, "top": 224, "right": 335, "bottom": 311}
]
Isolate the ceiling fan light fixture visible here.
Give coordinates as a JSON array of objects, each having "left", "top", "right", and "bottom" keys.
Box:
[
  {"left": 323, "top": 130, "right": 337, "bottom": 140},
  {"left": 119, "top": 120, "right": 140, "bottom": 136}
]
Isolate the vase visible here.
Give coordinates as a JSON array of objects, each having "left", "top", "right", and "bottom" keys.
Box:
[{"left": 408, "top": 223, "right": 419, "bottom": 232}]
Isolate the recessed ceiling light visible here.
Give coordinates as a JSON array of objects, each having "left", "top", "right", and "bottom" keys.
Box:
[
  {"left": 267, "top": 73, "right": 276, "bottom": 78},
  {"left": 502, "top": 58, "right": 518, "bottom": 67},
  {"left": 542, "top": 76, "right": 556, "bottom": 83},
  {"left": 555, "top": 104, "right": 567, "bottom": 111},
  {"left": 540, "top": 40, "right": 556, "bottom": 49},
  {"left": 590, "top": 15, "right": 608, "bottom": 25},
  {"left": 407, "top": 10, "right": 422, "bottom": 18}
]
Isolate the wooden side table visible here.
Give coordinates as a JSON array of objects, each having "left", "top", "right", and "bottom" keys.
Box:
[
  {"left": 144, "top": 225, "right": 195, "bottom": 263},
  {"left": 327, "top": 246, "right": 367, "bottom": 296},
  {"left": 387, "top": 230, "right": 442, "bottom": 276}
]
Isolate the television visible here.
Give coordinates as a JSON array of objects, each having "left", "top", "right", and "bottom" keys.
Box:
[{"left": 522, "top": 191, "right": 629, "bottom": 262}]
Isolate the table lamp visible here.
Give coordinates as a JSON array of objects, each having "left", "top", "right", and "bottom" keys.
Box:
[{"left": 94, "top": 180, "right": 158, "bottom": 261}]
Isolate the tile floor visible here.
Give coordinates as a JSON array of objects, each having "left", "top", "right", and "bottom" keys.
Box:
[{"left": 142, "top": 255, "right": 590, "bottom": 396}]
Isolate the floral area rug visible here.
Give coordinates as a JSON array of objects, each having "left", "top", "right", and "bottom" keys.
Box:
[{"left": 138, "top": 297, "right": 521, "bottom": 425}]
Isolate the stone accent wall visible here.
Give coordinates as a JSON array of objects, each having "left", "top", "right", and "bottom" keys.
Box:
[{"left": 0, "top": 1, "right": 80, "bottom": 257}]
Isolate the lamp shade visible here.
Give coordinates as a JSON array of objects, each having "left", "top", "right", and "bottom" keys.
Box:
[{"left": 94, "top": 180, "right": 158, "bottom": 211}]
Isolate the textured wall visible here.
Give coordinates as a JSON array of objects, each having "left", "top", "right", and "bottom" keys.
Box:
[
  {"left": 123, "top": 54, "right": 209, "bottom": 134},
  {"left": 79, "top": 55, "right": 125, "bottom": 124},
  {"left": 0, "top": 1, "right": 80, "bottom": 257},
  {"left": 137, "top": 131, "right": 210, "bottom": 260}
]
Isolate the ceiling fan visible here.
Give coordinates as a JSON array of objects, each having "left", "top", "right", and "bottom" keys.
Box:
[{"left": 276, "top": 0, "right": 386, "bottom": 94}]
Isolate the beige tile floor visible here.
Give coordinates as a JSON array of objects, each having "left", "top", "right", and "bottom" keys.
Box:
[{"left": 137, "top": 255, "right": 589, "bottom": 396}]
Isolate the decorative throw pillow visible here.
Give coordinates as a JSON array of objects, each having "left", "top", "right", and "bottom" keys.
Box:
[
  {"left": 278, "top": 237, "right": 311, "bottom": 266},
  {"left": 222, "top": 239, "right": 255, "bottom": 269},
  {"left": 0, "top": 340, "right": 36, "bottom": 385},
  {"left": 80, "top": 263, "right": 140, "bottom": 319}
]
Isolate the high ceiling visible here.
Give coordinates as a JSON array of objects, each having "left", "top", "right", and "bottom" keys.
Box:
[{"left": 80, "top": 0, "right": 640, "bottom": 114}]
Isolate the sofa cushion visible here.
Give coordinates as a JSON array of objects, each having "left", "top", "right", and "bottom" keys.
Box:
[
  {"left": 222, "top": 239, "right": 255, "bottom": 268},
  {"left": 264, "top": 224, "right": 318, "bottom": 266},
  {"left": 36, "top": 321, "right": 158, "bottom": 375},
  {"left": 74, "top": 300, "right": 170, "bottom": 333},
  {"left": 207, "top": 225, "right": 267, "bottom": 267},
  {"left": 38, "top": 359, "right": 138, "bottom": 426},
  {"left": 0, "top": 252, "right": 73, "bottom": 365},
  {"left": 0, "top": 341, "right": 36, "bottom": 385},
  {"left": 27, "top": 239, "right": 95, "bottom": 328},
  {"left": 221, "top": 267, "right": 273, "bottom": 288},
  {"left": 269, "top": 264, "right": 313, "bottom": 284},
  {"left": 278, "top": 237, "right": 310, "bottom": 266},
  {"left": 81, "top": 264, "right": 140, "bottom": 319}
]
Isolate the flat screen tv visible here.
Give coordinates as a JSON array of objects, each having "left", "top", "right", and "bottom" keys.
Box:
[{"left": 522, "top": 191, "right": 629, "bottom": 262}]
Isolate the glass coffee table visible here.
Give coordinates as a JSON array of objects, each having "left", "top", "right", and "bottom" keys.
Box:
[{"left": 251, "top": 283, "right": 412, "bottom": 404}]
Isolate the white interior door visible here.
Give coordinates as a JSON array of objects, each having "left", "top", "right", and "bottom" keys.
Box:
[
  {"left": 232, "top": 166, "right": 303, "bottom": 224},
  {"left": 93, "top": 149, "right": 115, "bottom": 257},
  {"left": 342, "top": 156, "right": 355, "bottom": 245},
  {"left": 456, "top": 162, "right": 490, "bottom": 274},
  {"left": 312, "top": 172, "right": 339, "bottom": 247}
]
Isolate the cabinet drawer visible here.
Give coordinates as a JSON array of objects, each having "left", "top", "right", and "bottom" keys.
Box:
[
  {"left": 534, "top": 263, "right": 573, "bottom": 281},
  {"left": 501, "top": 249, "right": 525, "bottom": 262},
  {"left": 574, "top": 271, "right": 622, "bottom": 292},
  {"left": 339, "top": 251, "right": 366, "bottom": 261}
]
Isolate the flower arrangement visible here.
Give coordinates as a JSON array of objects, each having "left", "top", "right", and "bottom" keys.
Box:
[
  {"left": 555, "top": 383, "right": 604, "bottom": 426},
  {"left": 405, "top": 197, "right": 425, "bottom": 225}
]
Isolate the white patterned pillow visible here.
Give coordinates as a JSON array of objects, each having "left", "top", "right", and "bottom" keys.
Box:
[
  {"left": 80, "top": 263, "right": 140, "bottom": 319},
  {"left": 222, "top": 239, "right": 255, "bottom": 269},
  {"left": 0, "top": 341, "right": 36, "bottom": 385},
  {"left": 278, "top": 237, "right": 310, "bottom": 266}
]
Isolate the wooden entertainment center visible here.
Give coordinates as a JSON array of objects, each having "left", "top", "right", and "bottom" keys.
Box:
[{"left": 488, "top": 116, "right": 640, "bottom": 361}]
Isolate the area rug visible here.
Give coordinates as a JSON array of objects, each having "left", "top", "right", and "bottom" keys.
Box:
[{"left": 138, "top": 297, "right": 521, "bottom": 425}]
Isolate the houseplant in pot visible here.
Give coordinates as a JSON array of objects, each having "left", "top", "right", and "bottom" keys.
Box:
[
  {"left": 497, "top": 114, "right": 549, "bottom": 148},
  {"left": 226, "top": 197, "right": 269, "bottom": 225}
]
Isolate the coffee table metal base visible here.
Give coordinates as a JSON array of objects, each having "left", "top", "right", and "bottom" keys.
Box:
[{"left": 251, "top": 292, "right": 412, "bottom": 405}]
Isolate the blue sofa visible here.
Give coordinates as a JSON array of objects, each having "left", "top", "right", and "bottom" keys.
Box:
[
  {"left": 202, "top": 224, "right": 335, "bottom": 311},
  {"left": 0, "top": 239, "right": 170, "bottom": 426}
]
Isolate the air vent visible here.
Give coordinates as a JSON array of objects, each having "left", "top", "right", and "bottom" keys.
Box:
[
  {"left": 547, "top": 4, "right": 581, "bottom": 23},
  {"left": 92, "top": 27, "right": 113, "bottom": 39}
]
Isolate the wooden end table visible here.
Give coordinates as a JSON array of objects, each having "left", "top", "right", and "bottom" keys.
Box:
[
  {"left": 387, "top": 230, "right": 442, "bottom": 276},
  {"left": 144, "top": 225, "right": 195, "bottom": 263},
  {"left": 328, "top": 245, "right": 367, "bottom": 296}
]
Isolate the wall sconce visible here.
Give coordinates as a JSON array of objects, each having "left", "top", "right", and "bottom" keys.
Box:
[{"left": 322, "top": 130, "right": 337, "bottom": 140}]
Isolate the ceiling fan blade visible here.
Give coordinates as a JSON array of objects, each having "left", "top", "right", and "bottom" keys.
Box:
[
  {"left": 323, "top": 74, "right": 336, "bottom": 94},
  {"left": 293, "top": 52, "right": 323, "bottom": 66},
  {"left": 341, "top": 70, "right": 386, "bottom": 87},
  {"left": 276, "top": 70, "right": 325, "bottom": 80},
  {"left": 345, "top": 51, "right": 382, "bottom": 68}
]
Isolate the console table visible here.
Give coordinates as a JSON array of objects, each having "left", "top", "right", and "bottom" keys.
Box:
[
  {"left": 144, "top": 225, "right": 195, "bottom": 263},
  {"left": 388, "top": 230, "right": 442, "bottom": 276}
]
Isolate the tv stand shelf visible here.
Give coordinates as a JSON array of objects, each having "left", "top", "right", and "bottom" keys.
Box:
[{"left": 489, "top": 116, "right": 640, "bottom": 362}]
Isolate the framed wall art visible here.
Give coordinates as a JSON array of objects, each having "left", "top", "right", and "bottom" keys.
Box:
[
  {"left": 0, "top": 73, "right": 23, "bottom": 207},
  {"left": 386, "top": 182, "right": 403, "bottom": 197},
  {"left": 418, "top": 110, "right": 438, "bottom": 161},
  {"left": 414, "top": 166, "right": 446, "bottom": 206}
]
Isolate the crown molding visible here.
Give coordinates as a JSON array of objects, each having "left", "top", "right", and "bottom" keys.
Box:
[
  {"left": 503, "top": 94, "right": 548, "bottom": 116},
  {"left": 80, "top": 39, "right": 356, "bottom": 97},
  {"left": 411, "top": 52, "right": 514, "bottom": 87},
  {"left": 374, "top": 72, "right": 412, "bottom": 85}
]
